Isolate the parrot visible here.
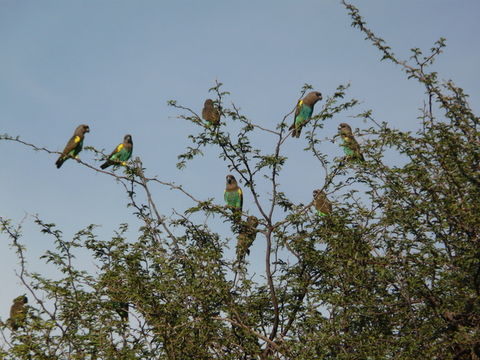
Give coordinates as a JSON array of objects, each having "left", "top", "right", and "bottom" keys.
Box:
[
  {"left": 202, "top": 99, "right": 220, "bottom": 127},
  {"left": 338, "top": 123, "right": 365, "bottom": 161},
  {"left": 9, "top": 295, "right": 28, "bottom": 331},
  {"left": 55, "top": 124, "right": 90, "bottom": 168},
  {"left": 100, "top": 134, "right": 133, "bottom": 169},
  {"left": 225, "top": 175, "right": 243, "bottom": 223},
  {"left": 312, "top": 189, "right": 332, "bottom": 216},
  {"left": 236, "top": 215, "right": 259, "bottom": 262},
  {"left": 224, "top": 175, "right": 243, "bottom": 210},
  {"left": 289, "top": 91, "right": 323, "bottom": 138}
]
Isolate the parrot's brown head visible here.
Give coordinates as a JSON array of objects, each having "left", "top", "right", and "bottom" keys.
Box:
[
  {"left": 75, "top": 124, "right": 90, "bottom": 136},
  {"left": 304, "top": 91, "right": 323, "bottom": 107},
  {"left": 13, "top": 295, "right": 28, "bottom": 305},
  {"left": 247, "top": 216, "right": 259, "bottom": 228},
  {"left": 226, "top": 174, "right": 237, "bottom": 186},
  {"left": 338, "top": 123, "right": 352, "bottom": 137},
  {"left": 204, "top": 99, "right": 214, "bottom": 109},
  {"left": 313, "top": 189, "right": 326, "bottom": 200},
  {"left": 124, "top": 134, "right": 133, "bottom": 144}
]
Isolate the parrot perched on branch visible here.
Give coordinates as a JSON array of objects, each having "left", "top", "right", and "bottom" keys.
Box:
[
  {"left": 55, "top": 124, "right": 90, "bottom": 168},
  {"left": 100, "top": 134, "right": 133, "bottom": 169},
  {"left": 224, "top": 174, "right": 243, "bottom": 224},
  {"left": 312, "top": 189, "right": 332, "bottom": 216},
  {"left": 224, "top": 175, "right": 243, "bottom": 211},
  {"left": 202, "top": 99, "right": 220, "bottom": 127},
  {"left": 289, "top": 91, "right": 322, "bottom": 138},
  {"left": 9, "top": 295, "right": 28, "bottom": 331},
  {"left": 338, "top": 123, "right": 365, "bottom": 161}
]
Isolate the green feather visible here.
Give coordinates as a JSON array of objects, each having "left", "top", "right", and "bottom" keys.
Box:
[
  {"left": 294, "top": 103, "right": 313, "bottom": 129},
  {"left": 109, "top": 147, "right": 132, "bottom": 162},
  {"left": 224, "top": 189, "right": 242, "bottom": 209}
]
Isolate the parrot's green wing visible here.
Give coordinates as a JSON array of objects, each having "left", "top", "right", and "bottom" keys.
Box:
[{"left": 101, "top": 143, "right": 133, "bottom": 169}]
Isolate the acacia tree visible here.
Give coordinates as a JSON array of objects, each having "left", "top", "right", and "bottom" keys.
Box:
[{"left": 1, "top": 2, "right": 479, "bottom": 359}]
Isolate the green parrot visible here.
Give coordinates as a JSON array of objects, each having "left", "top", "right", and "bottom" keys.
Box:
[
  {"left": 224, "top": 175, "right": 243, "bottom": 210},
  {"left": 100, "top": 134, "right": 133, "bottom": 169},
  {"left": 289, "top": 91, "right": 322, "bottom": 138},
  {"left": 236, "top": 215, "right": 259, "bottom": 262},
  {"left": 225, "top": 175, "right": 243, "bottom": 223},
  {"left": 312, "top": 189, "right": 332, "bottom": 216},
  {"left": 9, "top": 295, "right": 28, "bottom": 331},
  {"left": 338, "top": 123, "right": 365, "bottom": 161},
  {"left": 55, "top": 124, "right": 90, "bottom": 168},
  {"left": 202, "top": 99, "right": 220, "bottom": 127}
]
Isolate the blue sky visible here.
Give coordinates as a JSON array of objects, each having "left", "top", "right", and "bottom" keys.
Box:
[{"left": 1, "top": 0, "right": 479, "bottom": 324}]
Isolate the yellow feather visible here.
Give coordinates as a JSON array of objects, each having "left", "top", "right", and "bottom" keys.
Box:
[
  {"left": 238, "top": 188, "right": 243, "bottom": 195},
  {"left": 116, "top": 143, "right": 124, "bottom": 152},
  {"left": 74, "top": 136, "right": 81, "bottom": 143}
]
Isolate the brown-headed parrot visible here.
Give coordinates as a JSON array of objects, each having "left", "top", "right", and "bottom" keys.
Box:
[
  {"left": 55, "top": 124, "right": 90, "bottom": 168},
  {"left": 338, "top": 123, "right": 365, "bottom": 161},
  {"left": 289, "top": 91, "right": 322, "bottom": 138},
  {"left": 312, "top": 189, "right": 332, "bottom": 216},
  {"left": 202, "top": 99, "right": 220, "bottom": 127},
  {"left": 100, "top": 134, "right": 133, "bottom": 169},
  {"left": 9, "top": 295, "right": 28, "bottom": 331},
  {"left": 236, "top": 215, "right": 259, "bottom": 262},
  {"left": 224, "top": 175, "right": 243, "bottom": 210}
]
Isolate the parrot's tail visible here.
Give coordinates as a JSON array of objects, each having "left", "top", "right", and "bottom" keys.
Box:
[
  {"left": 100, "top": 161, "right": 111, "bottom": 170},
  {"left": 55, "top": 157, "right": 65, "bottom": 169},
  {"left": 289, "top": 124, "right": 300, "bottom": 138}
]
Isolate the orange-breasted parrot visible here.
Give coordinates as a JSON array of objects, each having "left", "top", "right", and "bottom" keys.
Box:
[
  {"left": 338, "top": 123, "right": 364, "bottom": 161},
  {"left": 55, "top": 124, "right": 90, "bottom": 168},
  {"left": 9, "top": 295, "right": 28, "bottom": 331},
  {"left": 100, "top": 134, "right": 133, "bottom": 169},
  {"left": 313, "top": 189, "right": 332, "bottom": 216},
  {"left": 289, "top": 91, "right": 322, "bottom": 138},
  {"left": 202, "top": 99, "right": 220, "bottom": 127}
]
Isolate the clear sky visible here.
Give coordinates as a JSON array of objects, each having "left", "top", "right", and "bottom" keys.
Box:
[{"left": 1, "top": 0, "right": 479, "bottom": 324}]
